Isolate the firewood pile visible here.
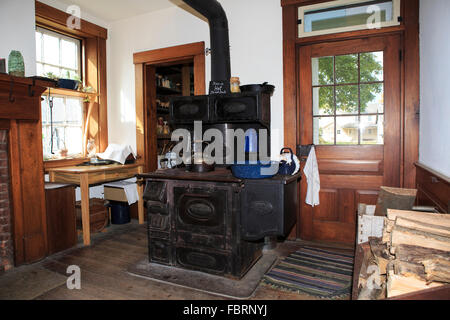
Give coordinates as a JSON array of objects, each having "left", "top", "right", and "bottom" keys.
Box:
[{"left": 356, "top": 209, "right": 450, "bottom": 299}]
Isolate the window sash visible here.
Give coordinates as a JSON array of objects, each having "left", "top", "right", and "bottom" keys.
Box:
[
  {"left": 36, "top": 26, "right": 82, "bottom": 79},
  {"left": 41, "top": 94, "right": 85, "bottom": 159},
  {"left": 298, "top": 0, "right": 401, "bottom": 38}
]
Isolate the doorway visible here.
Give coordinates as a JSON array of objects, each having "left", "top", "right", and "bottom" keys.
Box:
[
  {"left": 297, "top": 35, "right": 402, "bottom": 244},
  {"left": 134, "top": 42, "right": 206, "bottom": 172}
]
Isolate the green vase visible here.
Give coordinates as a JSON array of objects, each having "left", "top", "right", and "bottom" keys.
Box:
[{"left": 8, "top": 50, "right": 25, "bottom": 77}]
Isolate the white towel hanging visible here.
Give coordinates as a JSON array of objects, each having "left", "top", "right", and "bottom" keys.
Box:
[{"left": 303, "top": 146, "right": 320, "bottom": 207}]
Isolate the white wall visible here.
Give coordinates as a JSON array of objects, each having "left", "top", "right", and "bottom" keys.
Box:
[
  {"left": 419, "top": 0, "right": 450, "bottom": 177},
  {"left": 0, "top": 0, "right": 37, "bottom": 76},
  {"left": 108, "top": 0, "right": 284, "bottom": 158}
]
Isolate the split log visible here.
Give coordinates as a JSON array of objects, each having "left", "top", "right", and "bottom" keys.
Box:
[
  {"left": 422, "top": 259, "right": 450, "bottom": 284},
  {"left": 384, "top": 217, "right": 395, "bottom": 233},
  {"left": 395, "top": 216, "right": 450, "bottom": 238},
  {"left": 375, "top": 187, "right": 417, "bottom": 217},
  {"left": 390, "top": 225, "right": 450, "bottom": 252},
  {"left": 393, "top": 260, "right": 426, "bottom": 281},
  {"left": 387, "top": 209, "right": 450, "bottom": 227},
  {"left": 387, "top": 269, "right": 442, "bottom": 298},
  {"left": 369, "top": 237, "right": 391, "bottom": 275},
  {"left": 358, "top": 274, "right": 386, "bottom": 300},
  {"left": 395, "top": 244, "right": 450, "bottom": 264},
  {"left": 382, "top": 229, "right": 391, "bottom": 244}
]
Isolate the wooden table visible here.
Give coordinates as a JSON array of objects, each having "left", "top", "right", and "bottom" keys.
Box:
[{"left": 47, "top": 164, "right": 145, "bottom": 246}]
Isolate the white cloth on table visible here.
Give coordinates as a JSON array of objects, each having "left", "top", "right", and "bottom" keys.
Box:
[
  {"left": 104, "top": 178, "right": 138, "bottom": 205},
  {"left": 97, "top": 144, "right": 136, "bottom": 165},
  {"left": 303, "top": 146, "right": 320, "bottom": 207}
]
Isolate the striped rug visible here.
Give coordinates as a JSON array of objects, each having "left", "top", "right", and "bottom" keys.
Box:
[{"left": 262, "top": 246, "right": 355, "bottom": 299}]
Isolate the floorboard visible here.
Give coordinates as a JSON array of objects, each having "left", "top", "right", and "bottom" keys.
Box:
[{"left": 1, "top": 221, "right": 353, "bottom": 300}]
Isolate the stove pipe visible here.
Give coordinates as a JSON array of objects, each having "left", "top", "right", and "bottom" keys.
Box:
[{"left": 182, "top": 0, "right": 231, "bottom": 83}]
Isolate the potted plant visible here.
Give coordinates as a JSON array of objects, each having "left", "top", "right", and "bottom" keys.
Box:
[
  {"left": 43, "top": 71, "right": 80, "bottom": 90},
  {"left": 57, "top": 71, "right": 81, "bottom": 90}
]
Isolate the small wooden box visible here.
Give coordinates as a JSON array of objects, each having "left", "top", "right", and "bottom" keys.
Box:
[
  {"left": 104, "top": 186, "right": 128, "bottom": 202},
  {"left": 75, "top": 198, "right": 108, "bottom": 233}
]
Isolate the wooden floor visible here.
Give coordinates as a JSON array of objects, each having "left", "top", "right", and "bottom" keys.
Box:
[{"left": 0, "top": 222, "right": 354, "bottom": 300}]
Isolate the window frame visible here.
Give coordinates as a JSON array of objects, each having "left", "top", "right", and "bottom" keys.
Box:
[{"left": 298, "top": 0, "right": 401, "bottom": 38}]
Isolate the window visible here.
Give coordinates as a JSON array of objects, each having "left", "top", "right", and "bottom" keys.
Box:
[
  {"left": 298, "top": 0, "right": 401, "bottom": 38},
  {"left": 36, "top": 27, "right": 82, "bottom": 80},
  {"left": 36, "top": 27, "right": 85, "bottom": 160},
  {"left": 41, "top": 94, "right": 84, "bottom": 160},
  {"left": 312, "top": 51, "right": 384, "bottom": 145}
]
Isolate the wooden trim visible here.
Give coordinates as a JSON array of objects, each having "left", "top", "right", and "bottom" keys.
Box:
[
  {"left": 295, "top": 25, "right": 405, "bottom": 45},
  {"left": 133, "top": 42, "right": 205, "bottom": 65},
  {"left": 283, "top": 5, "right": 299, "bottom": 240},
  {"left": 283, "top": 5, "right": 298, "bottom": 154},
  {"left": 415, "top": 162, "right": 450, "bottom": 184},
  {"left": 97, "top": 37, "right": 108, "bottom": 153},
  {"left": 35, "top": 1, "right": 108, "bottom": 39},
  {"left": 135, "top": 64, "right": 145, "bottom": 167},
  {"left": 193, "top": 54, "right": 206, "bottom": 96},
  {"left": 402, "top": 0, "right": 420, "bottom": 188},
  {"left": 134, "top": 42, "right": 206, "bottom": 172}
]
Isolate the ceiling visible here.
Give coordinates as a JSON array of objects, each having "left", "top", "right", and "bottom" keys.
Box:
[{"left": 55, "top": 0, "right": 179, "bottom": 22}]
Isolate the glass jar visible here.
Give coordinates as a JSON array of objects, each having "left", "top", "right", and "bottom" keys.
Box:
[{"left": 230, "top": 77, "right": 241, "bottom": 93}]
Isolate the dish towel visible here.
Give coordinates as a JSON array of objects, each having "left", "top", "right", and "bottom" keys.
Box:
[
  {"left": 104, "top": 178, "right": 139, "bottom": 205},
  {"left": 303, "top": 146, "right": 320, "bottom": 207}
]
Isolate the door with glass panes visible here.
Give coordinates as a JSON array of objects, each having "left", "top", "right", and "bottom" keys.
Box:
[{"left": 298, "top": 35, "right": 401, "bottom": 244}]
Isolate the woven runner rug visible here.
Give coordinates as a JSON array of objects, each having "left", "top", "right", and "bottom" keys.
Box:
[{"left": 262, "top": 246, "right": 355, "bottom": 299}]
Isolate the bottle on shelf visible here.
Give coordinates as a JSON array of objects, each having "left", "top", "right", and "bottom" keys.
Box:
[{"left": 157, "top": 117, "right": 164, "bottom": 135}]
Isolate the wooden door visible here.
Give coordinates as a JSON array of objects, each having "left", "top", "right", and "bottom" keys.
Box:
[{"left": 298, "top": 35, "right": 402, "bottom": 244}]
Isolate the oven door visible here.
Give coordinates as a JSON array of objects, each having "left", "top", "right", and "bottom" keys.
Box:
[
  {"left": 174, "top": 186, "right": 227, "bottom": 236},
  {"left": 214, "top": 92, "right": 270, "bottom": 125},
  {"left": 170, "top": 95, "right": 211, "bottom": 124},
  {"left": 240, "top": 179, "right": 297, "bottom": 241}
]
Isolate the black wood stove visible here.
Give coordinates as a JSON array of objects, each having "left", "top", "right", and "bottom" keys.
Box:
[
  {"left": 138, "top": 0, "right": 300, "bottom": 279},
  {"left": 139, "top": 169, "right": 299, "bottom": 279}
]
